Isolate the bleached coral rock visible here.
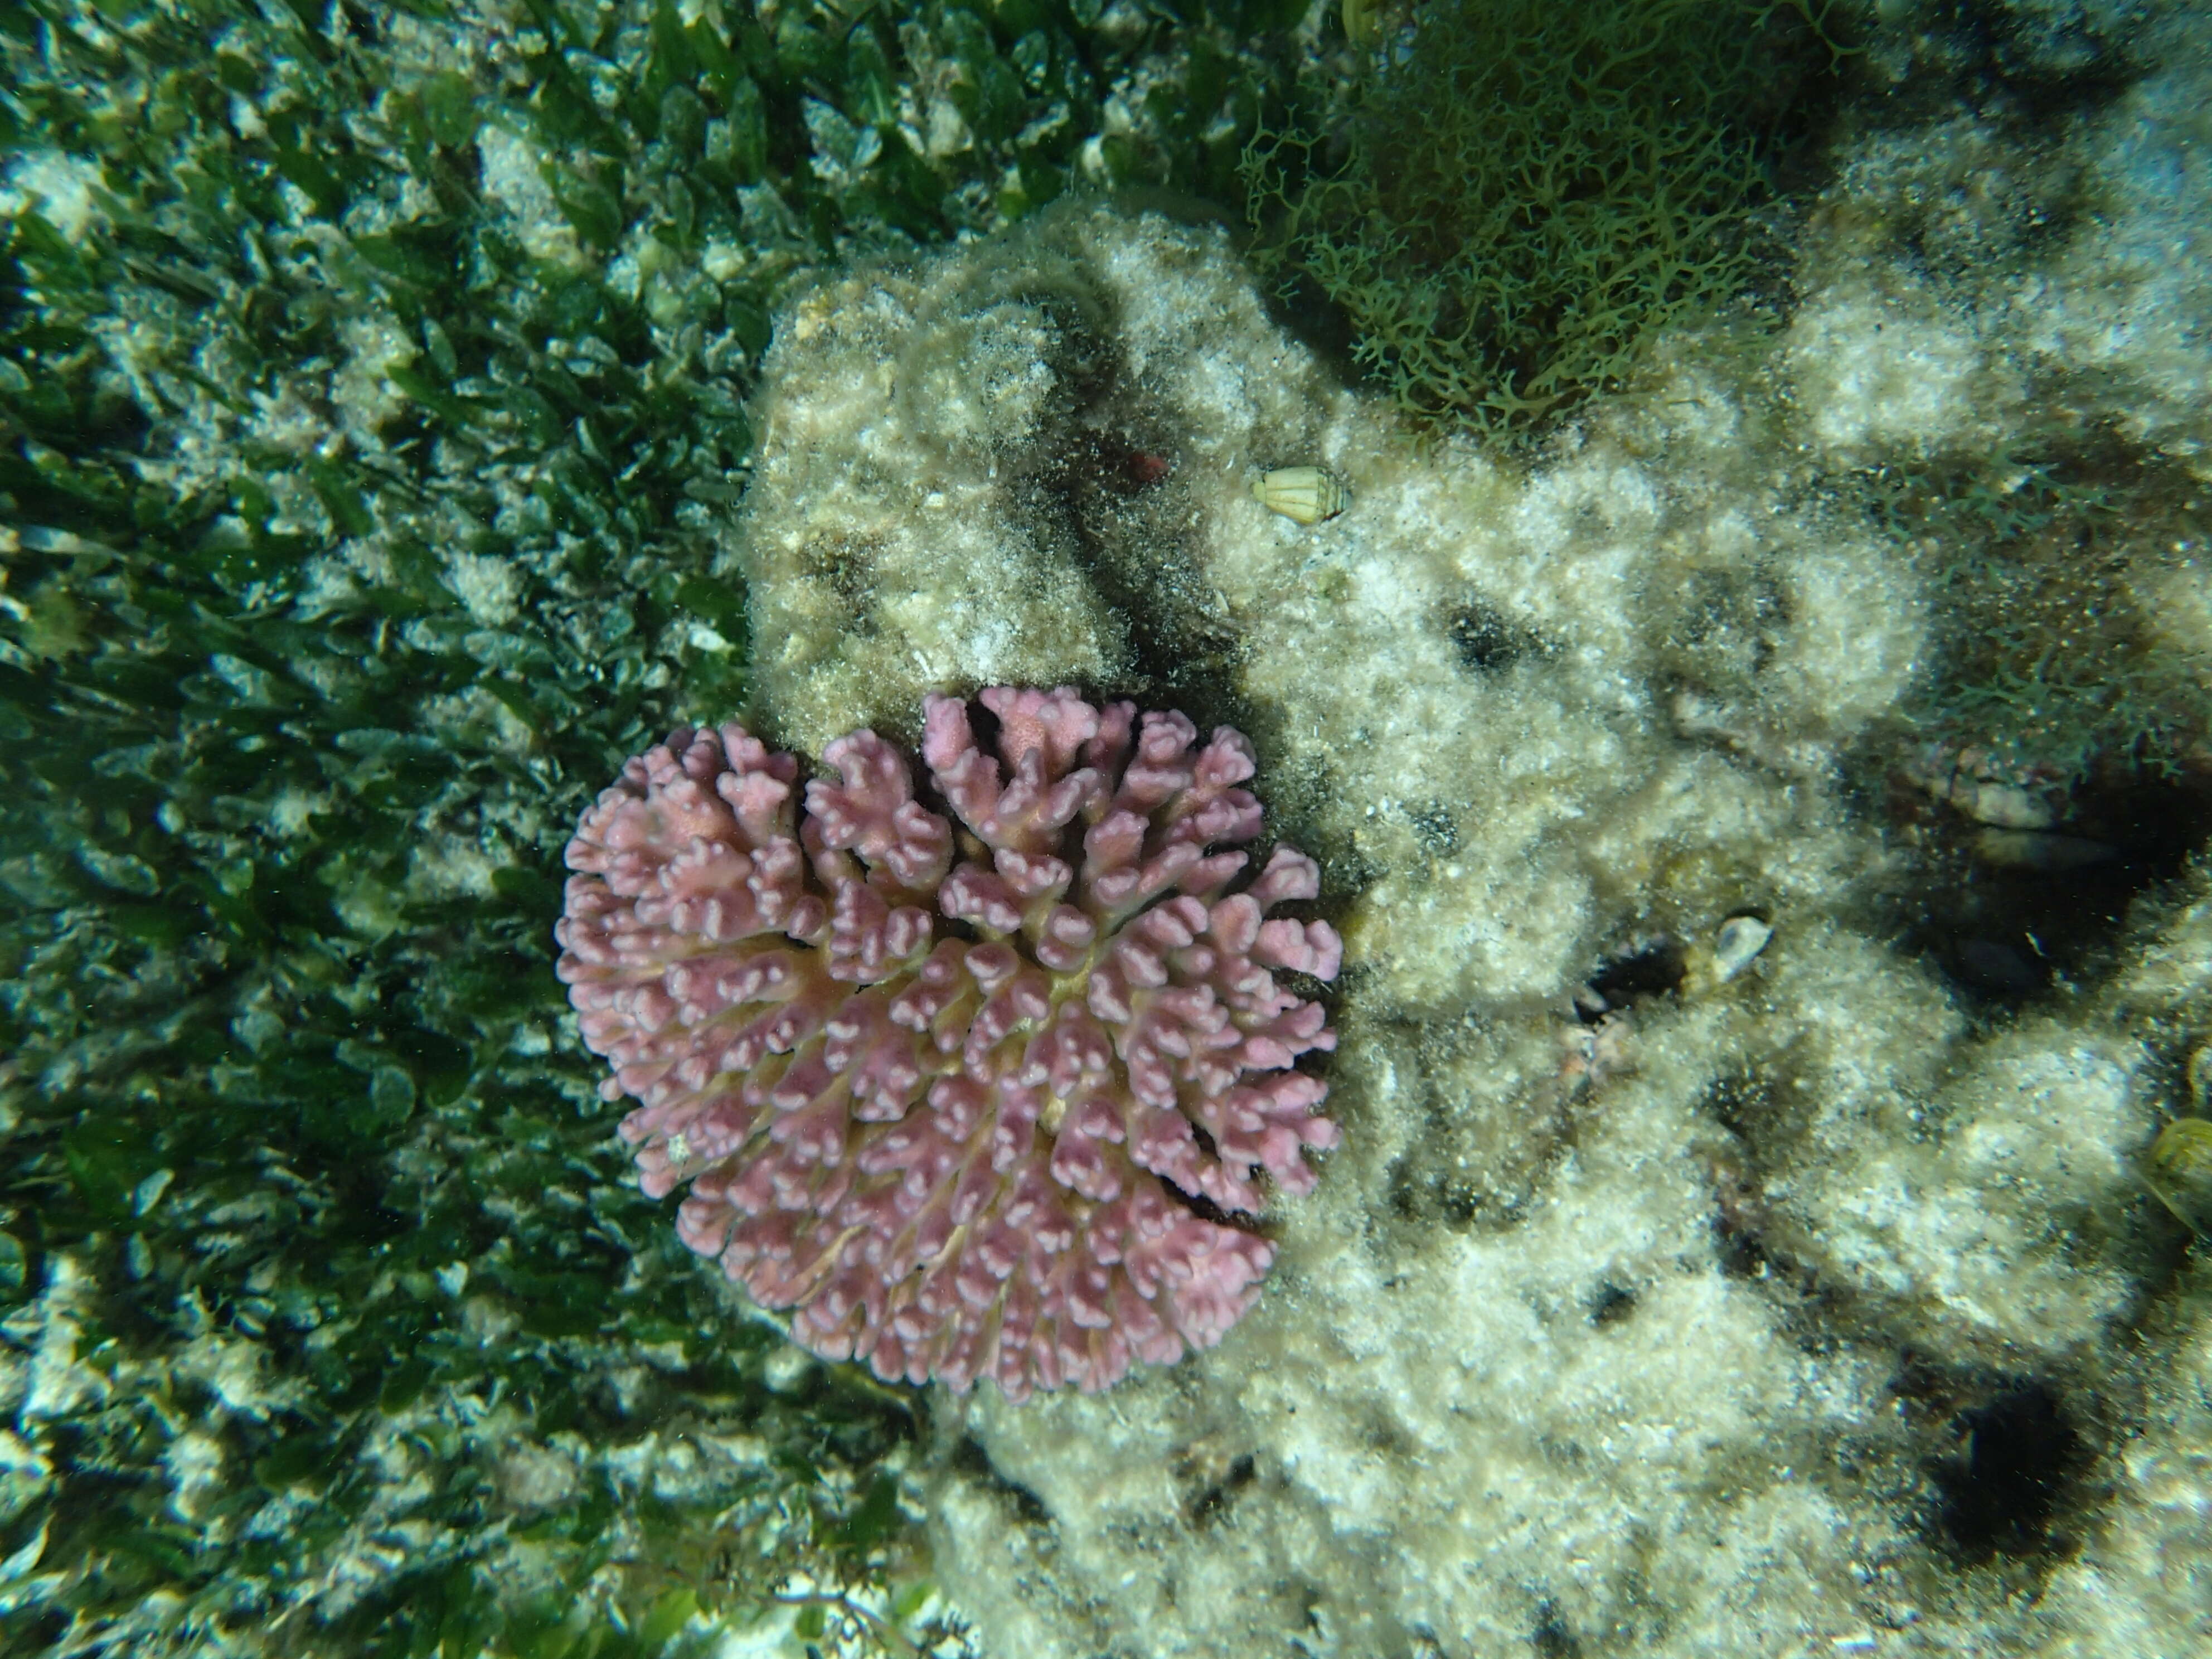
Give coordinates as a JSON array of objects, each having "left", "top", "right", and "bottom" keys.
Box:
[{"left": 721, "top": 199, "right": 2197, "bottom": 1659}]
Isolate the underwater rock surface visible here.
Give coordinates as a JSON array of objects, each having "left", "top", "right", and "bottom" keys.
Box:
[{"left": 725, "top": 150, "right": 2212, "bottom": 1656}]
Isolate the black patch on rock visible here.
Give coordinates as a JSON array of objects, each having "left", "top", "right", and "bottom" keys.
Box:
[
  {"left": 1585, "top": 938, "right": 1686, "bottom": 1007},
  {"left": 1929, "top": 1381, "right": 2085, "bottom": 1561},
  {"left": 1448, "top": 600, "right": 1545, "bottom": 674},
  {"left": 1588, "top": 1282, "right": 1637, "bottom": 1326}
]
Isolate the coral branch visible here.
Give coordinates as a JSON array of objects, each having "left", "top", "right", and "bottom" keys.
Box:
[{"left": 557, "top": 689, "right": 1340, "bottom": 1401}]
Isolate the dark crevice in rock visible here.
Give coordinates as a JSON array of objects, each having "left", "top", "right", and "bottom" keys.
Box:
[
  {"left": 1584, "top": 937, "right": 1687, "bottom": 1009},
  {"left": 1588, "top": 1282, "right": 1637, "bottom": 1326},
  {"left": 948, "top": 1434, "right": 1054, "bottom": 1530},
  {"left": 1927, "top": 1379, "right": 2088, "bottom": 1563},
  {"left": 1186, "top": 1452, "right": 1257, "bottom": 1529},
  {"left": 1895, "top": 769, "right": 2212, "bottom": 1011},
  {"left": 1447, "top": 599, "right": 1548, "bottom": 675}
]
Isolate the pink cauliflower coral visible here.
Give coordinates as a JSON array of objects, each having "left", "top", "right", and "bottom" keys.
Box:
[{"left": 554, "top": 687, "right": 1341, "bottom": 1400}]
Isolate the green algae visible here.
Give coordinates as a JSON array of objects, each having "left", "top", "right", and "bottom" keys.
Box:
[
  {"left": 1243, "top": 0, "right": 1853, "bottom": 438},
  {"left": 0, "top": 0, "right": 1318, "bottom": 1652}
]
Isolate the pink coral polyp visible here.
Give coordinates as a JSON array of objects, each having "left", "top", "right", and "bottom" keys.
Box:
[{"left": 555, "top": 687, "right": 1341, "bottom": 1400}]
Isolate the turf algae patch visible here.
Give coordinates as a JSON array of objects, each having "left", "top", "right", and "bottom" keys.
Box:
[{"left": 1243, "top": 0, "right": 1855, "bottom": 440}]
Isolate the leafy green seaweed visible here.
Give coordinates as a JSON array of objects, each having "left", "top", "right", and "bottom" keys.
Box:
[{"left": 1, "top": 0, "right": 1321, "bottom": 1650}]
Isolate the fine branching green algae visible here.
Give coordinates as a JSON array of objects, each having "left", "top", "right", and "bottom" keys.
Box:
[
  {"left": 0, "top": 1, "right": 1312, "bottom": 1655},
  {"left": 1244, "top": 0, "right": 1852, "bottom": 438},
  {"left": 1857, "top": 442, "right": 2212, "bottom": 785}
]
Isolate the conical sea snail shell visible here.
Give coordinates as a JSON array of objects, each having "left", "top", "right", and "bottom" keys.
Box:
[{"left": 1253, "top": 466, "right": 1347, "bottom": 525}]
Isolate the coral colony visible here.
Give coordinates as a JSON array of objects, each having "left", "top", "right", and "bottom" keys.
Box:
[{"left": 555, "top": 688, "right": 1341, "bottom": 1399}]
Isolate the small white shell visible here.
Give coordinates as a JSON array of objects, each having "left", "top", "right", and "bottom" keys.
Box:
[
  {"left": 1253, "top": 466, "right": 1347, "bottom": 525},
  {"left": 1710, "top": 914, "right": 1773, "bottom": 983}
]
